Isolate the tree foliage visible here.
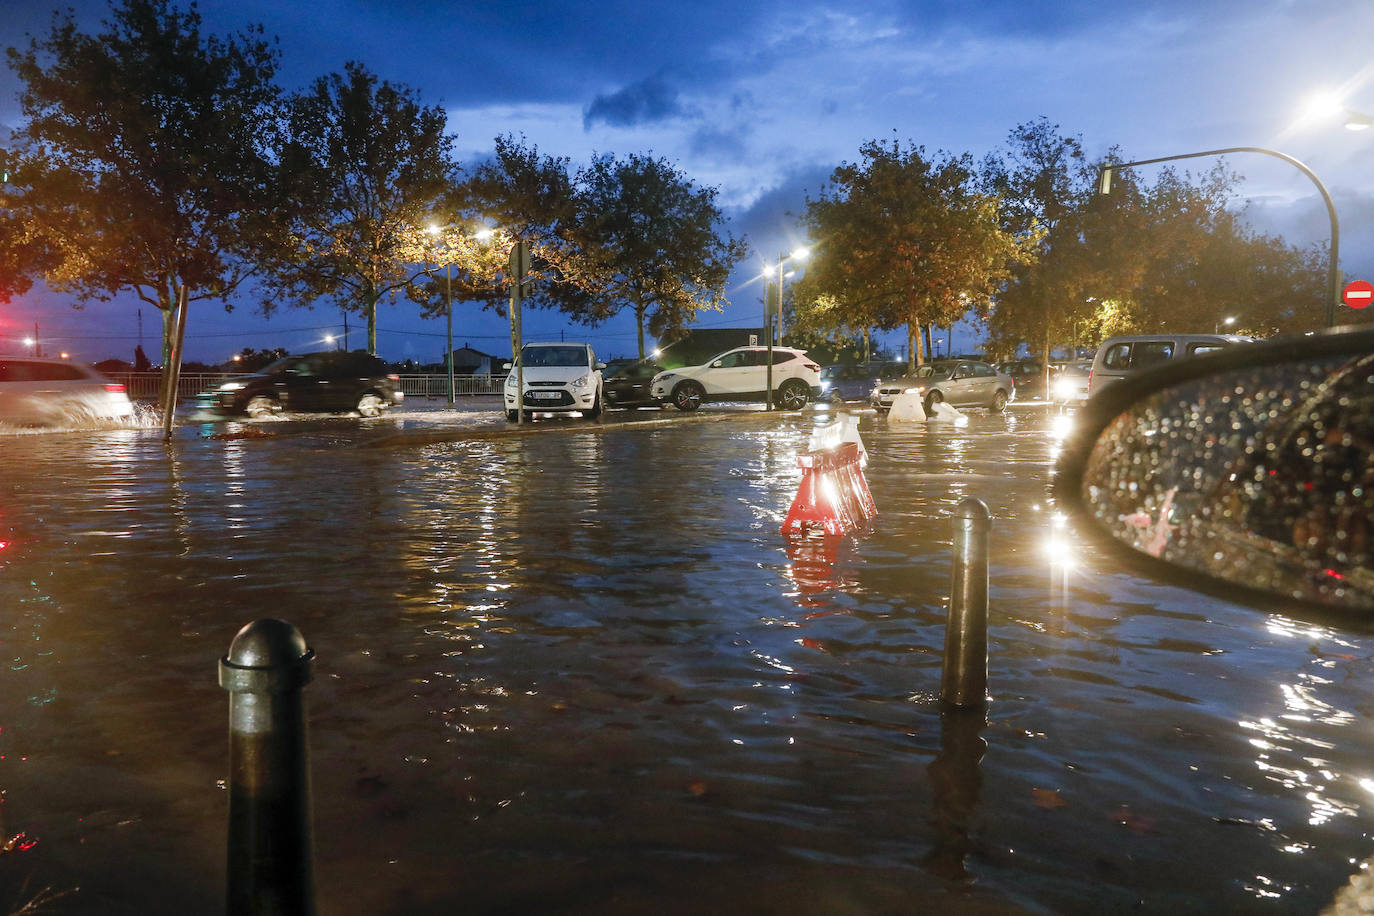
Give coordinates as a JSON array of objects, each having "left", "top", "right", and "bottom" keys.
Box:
[
  {"left": 796, "top": 138, "right": 1036, "bottom": 369},
  {"left": 982, "top": 119, "right": 1333, "bottom": 358},
  {"left": 265, "top": 61, "right": 454, "bottom": 354},
  {"left": 574, "top": 153, "right": 746, "bottom": 358},
  {"left": 450, "top": 134, "right": 594, "bottom": 321},
  {"left": 4, "top": 0, "right": 281, "bottom": 363}
]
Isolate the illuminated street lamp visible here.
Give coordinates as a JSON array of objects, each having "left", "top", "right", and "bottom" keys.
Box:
[
  {"left": 1098, "top": 148, "right": 1339, "bottom": 329},
  {"left": 761, "top": 246, "right": 810, "bottom": 410},
  {"left": 1301, "top": 91, "right": 1374, "bottom": 131},
  {"left": 1215, "top": 315, "right": 1236, "bottom": 334}
]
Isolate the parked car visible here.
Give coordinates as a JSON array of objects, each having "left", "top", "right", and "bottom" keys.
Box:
[
  {"left": 198, "top": 350, "right": 403, "bottom": 419},
  {"left": 503, "top": 341, "right": 604, "bottom": 420},
  {"left": 1088, "top": 333, "right": 1254, "bottom": 398},
  {"left": 651, "top": 346, "right": 822, "bottom": 411},
  {"left": 871, "top": 359, "right": 1014, "bottom": 413},
  {"left": 819, "top": 362, "right": 906, "bottom": 403},
  {"left": 1052, "top": 360, "right": 1093, "bottom": 406},
  {"left": 997, "top": 359, "right": 1053, "bottom": 400},
  {"left": 602, "top": 359, "right": 665, "bottom": 409},
  {"left": 0, "top": 357, "right": 135, "bottom": 426}
]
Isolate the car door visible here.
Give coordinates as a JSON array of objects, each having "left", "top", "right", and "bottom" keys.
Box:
[
  {"left": 703, "top": 349, "right": 757, "bottom": 396},
  {"left": 966, "top": 362, "right": 999, "bottom": 405},
  {"left": 944, "top": 362, "right": 980, "bottom": 406},
  {"left": 280, "top": 355, "right": 330, "bottom": 412}
]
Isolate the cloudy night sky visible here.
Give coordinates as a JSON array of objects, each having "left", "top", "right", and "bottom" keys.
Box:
[{"left": 2, "top": 0, "right": 1372, "bottom": 364}]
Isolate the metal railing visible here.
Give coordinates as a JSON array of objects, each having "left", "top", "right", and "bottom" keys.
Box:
[{"left": 104, "top": 372, "right": 505, "bottom": 401}]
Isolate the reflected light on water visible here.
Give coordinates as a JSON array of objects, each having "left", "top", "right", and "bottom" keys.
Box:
[{"left": 1043, "top": 513, "right": 1077, "bottom": 570}]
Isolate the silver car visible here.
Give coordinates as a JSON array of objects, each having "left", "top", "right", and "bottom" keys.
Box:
[
  {"left": 0, "top": 357, "right": 136, "bottom": 426},
  {"left": 871, "top": 359, "right": 1014, "bottom": 413}
]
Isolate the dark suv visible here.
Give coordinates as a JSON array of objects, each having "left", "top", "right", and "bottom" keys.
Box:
[{"left": 198, "top": 350, "right": 403, "bottom": 419}]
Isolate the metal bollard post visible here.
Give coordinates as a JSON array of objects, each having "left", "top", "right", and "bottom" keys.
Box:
[
  {"left": 941, "top": 497, "right": 991, "bottom": 708},
  {"left": 220, "top": 619, "right": 316, "bottom": 916}
]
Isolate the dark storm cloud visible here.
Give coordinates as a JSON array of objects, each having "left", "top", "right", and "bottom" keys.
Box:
[{"left": 582, "top": 75, "right": 685, "bottom": 129}]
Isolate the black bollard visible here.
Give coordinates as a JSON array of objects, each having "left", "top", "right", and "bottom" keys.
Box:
[
  {"left": 941, "top": 497, "right": 991, "bottom": 708},
  {"left": 220, "top": 619, "right": 316, "bottom": 916}
]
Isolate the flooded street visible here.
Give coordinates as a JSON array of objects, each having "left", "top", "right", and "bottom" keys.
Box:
[{"left": 3, "top": 401, "right": 1374, "bottom": 914}]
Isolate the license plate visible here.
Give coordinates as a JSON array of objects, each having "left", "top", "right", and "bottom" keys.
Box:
[{"left": 531, "top": 391, "right": 561, "bottom": 399}]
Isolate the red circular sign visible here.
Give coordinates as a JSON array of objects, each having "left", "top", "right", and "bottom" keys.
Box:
[{"left": 1343, "top": 280, "right": 1373, "bottom": 309}]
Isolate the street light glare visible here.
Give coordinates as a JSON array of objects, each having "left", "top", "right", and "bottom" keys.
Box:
[
  {"left": 790, "top": 246, "right": 810, "bottom": 261},
  {"left": 1302, "top": 90, "right": 1346, "bottom": 122},
  {"left": 474, "top": 227, "right": 495, "bottom": 241}
]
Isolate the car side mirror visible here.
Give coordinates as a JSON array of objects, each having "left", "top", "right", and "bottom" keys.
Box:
[
  {"left": 596, "top": 362, "right": 606, "bottom": 370},
  {"left": 711, "top": 361, "right": 722, "bottom": 368},
  {"left": 1053, "top": 327, "right": 1374, "bottom": 615},
  {"left": 502, "top": 362, "right": 513, "bottom": 370}
]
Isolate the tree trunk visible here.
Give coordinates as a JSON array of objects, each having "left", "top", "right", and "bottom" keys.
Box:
[
  {"left": 636, "top": 303, "right": 646, "bottom": 359},
  {"left": 908, "top": 321, "right": 926, "bottom": 372},
  {"left": 923, "top": 324, "right": 934, "bottom": 359},
  {"left": 863, "top": 328, "right": 871, "bottom": 362},
  {"left": 367, "top": 295, "right": 378, "bottom": 355},
  {"left": 1043, "top": 322, "right": 1053, "bottom": 398},
  {"left": 159, "top": 303, "right": 175, "bottom": 368}
]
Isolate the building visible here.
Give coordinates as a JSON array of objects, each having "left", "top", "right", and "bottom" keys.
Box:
[{"left": 448, "top": 344, "right": 505, "bottom": 376}]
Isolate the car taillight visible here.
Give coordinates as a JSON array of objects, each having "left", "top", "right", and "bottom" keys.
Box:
[
  {"left": 104, "top": 384, "right": 126, "bottom": 393},
  {"left": 1087, "top": 369, "right": 1094, "bottom": 391},
  {"left": 805, "top": 363, "right": 821, "bottom": 371},
  {"left": 387, "top": 374, "right": 400, "bottom": 381}
]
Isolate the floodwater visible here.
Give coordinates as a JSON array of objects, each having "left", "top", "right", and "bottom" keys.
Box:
[{"left": 3, "top": 400, "right": 1374, "bottom": 914}]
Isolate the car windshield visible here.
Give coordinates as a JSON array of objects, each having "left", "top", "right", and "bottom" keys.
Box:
[{"left": 522, "top": 346, "right": 588, "bottom": 368}]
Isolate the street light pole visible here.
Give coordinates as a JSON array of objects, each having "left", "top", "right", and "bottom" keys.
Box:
[
  {"left": 1099, "top": 147, "right": 1340, "bottom": 329},
  {"left": 766, "top": 253, "right": 780, "bottom": 411},
  {"left": 445, "top": 262, "right": 454, "bottom": 405},
  {"left": 762, "top": 247, "right": 810, "bottom": 412}
]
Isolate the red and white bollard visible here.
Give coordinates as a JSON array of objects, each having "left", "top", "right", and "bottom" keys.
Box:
[{"left": 781, "top": 439, "right": 877, "bottom": 536}]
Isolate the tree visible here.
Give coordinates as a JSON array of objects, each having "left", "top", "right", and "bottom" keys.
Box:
[
  {"left": 978, "top": 119, "right": 1109, "bottom": 363},
  {"left": 4, "top": 0, "right": 281, "bottom": 365},
  {"left": 451, "top": 134, "right": 595, "bottom": 320},
  {"left": 265, "top": 61, "right": 454, "bottom": 354},
  {"left": 575, "top": 153, "right": 745, "bottom": 358},
  {"left": 798, "top": 138, "right": 1035, "bottom": 370}
]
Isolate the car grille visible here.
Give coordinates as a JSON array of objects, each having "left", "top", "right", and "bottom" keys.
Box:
[
  {"left": 522, "top": 390, "right": 574, "bottom": 407},
  {"left": 527, "top": 381, "right": 565, "bottom": 387}
]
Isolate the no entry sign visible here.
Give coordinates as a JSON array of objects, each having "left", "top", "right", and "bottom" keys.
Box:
[{"left": 1343, "top": 280, "right": 1373, "bottom": 309}]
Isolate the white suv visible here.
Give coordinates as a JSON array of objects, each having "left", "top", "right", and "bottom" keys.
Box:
[
  {"left": 651, "top": 346, "right": 821, "bottom": 411},
  {"left": 503, "top": 342, "right": 605, "bottom": 420}
]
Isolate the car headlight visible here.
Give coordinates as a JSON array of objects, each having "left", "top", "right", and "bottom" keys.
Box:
[
  {"left": 571, "top": 375, "right": 588, "bottom": 388},
  {"left": 655, "top": 373, "right": 675, "bottom": 385},
  {"left": 219, "top": 381, "right": 245, "bottom": 391},
  {"left": 1054, "top": 378, "right": 1075, "bottom": 398},
  {"left": 504, "top": 374, "right": 517, "bottom": 388}
]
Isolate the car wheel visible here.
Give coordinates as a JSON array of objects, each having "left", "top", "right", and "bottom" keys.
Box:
[
  {"left": 506, "top": 409, "right": 519, "bottom": 422},
  {"left": 672, "top": 380, "right": 704, "bottom": 412},
  {"left": 990, "top": 389, "right": 1008, "bottom": 412},
  {"left": 356, "top": 392, "right": 385, "bottom": 418},
  {"left": 778, "top": 379, "right": 809, "bottom": 410},
  {"left": 245, "top": 395, "right": 278, "bottom": 419},
  {"left": 924, "top": 390, "right": 943, "bottom": 414},
  {"left": 586, "top": 388, "right": 603, "bottom": 419}
]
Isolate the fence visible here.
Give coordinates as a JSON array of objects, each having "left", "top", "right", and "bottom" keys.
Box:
[{"left": 106, "top": 372, "right": 505, "bottom": 402}]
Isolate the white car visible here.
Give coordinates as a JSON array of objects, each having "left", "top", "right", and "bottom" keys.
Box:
[
  {"left": 503, "top": 342, "right": 605, "bottom": 420},
  {"left": 0, "top": 357, "right": 135, "bottom": 426},
  {"left": 651, "top": 346, "right": 822, "bottom": 411}
]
